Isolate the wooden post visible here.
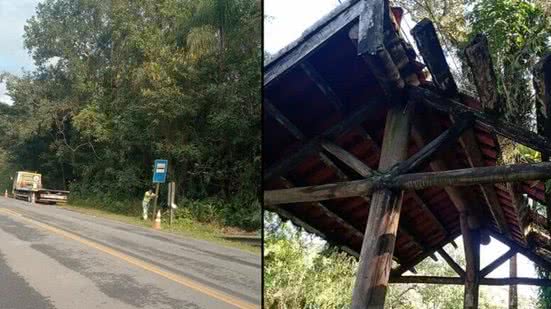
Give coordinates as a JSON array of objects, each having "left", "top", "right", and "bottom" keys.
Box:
[
  {"left": 509, "top": 254, "right": 518, "bottom": 309},
  {"left": 461, "top": 212, "right": 480, "bottom": 309},
  {"left": 351, "top": 103, "right": 411, "bottom": 309}
]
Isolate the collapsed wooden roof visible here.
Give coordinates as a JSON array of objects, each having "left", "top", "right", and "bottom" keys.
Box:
[{"left": 264, "top": 0, "right": 551, "bottom": 276}]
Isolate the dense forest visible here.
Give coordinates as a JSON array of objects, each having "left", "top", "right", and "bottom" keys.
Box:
[
  {"left": 265, "top": 0, "right": 551, "bottom": 307},
  {"left": 0, "top": 0, "right": 261, "bottom": 230}
]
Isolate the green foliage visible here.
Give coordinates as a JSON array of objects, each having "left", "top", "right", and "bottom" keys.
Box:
[{"left": 0, "top": 0, "right": 260, "bottom": 231}]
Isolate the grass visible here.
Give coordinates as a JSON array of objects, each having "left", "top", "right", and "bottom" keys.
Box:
[{"left": 59, "top": 202, "right": 260, "bottom": 254}]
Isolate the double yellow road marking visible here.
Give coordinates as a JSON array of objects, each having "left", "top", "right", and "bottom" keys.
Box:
[{"left": 0, "top": 208, "right": 257, "bottom": 309}]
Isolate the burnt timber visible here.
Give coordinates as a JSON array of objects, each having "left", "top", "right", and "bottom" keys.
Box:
[{"left": 264, "top": 0, "right": 551, "bottom": 308}]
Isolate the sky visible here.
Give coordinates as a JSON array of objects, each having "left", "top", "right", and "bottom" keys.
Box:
[
  {"left": 265, "top": 0, "right": 539, "bottom": 303},
  {"left": 0, "top": 0, "right": 41, "bottom": 104}
]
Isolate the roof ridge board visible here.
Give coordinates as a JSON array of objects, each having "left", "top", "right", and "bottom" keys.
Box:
[{"left": 264, "top": 0, "right": 361, "bottom": 68}]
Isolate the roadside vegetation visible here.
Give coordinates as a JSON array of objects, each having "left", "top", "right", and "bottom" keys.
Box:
[{"left": 0, "top": 0, "right": 261, "bottom": 233}]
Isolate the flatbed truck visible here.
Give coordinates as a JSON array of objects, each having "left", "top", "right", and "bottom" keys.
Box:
[{"left": 12, "top": 171, "right": 69, "bottom": 204}]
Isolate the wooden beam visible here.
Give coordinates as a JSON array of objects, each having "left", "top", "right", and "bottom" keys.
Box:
[
  {"left": 321, "top": 141, "right": 374, "bottom": 177},
  {"left": 408, "top": 86, "right": 551, "bottom": 154},
  {"left": 410, "top": 18, "right": 458, "bottom": 96},
  {"left": 264, "top": 100, "right": 382, "bottom": 182},
  {"left": 264, "top": 162, "right": 551, "bottom": 205},
  {"left": 264, "top": 99, "right": 305, "bottom": 141},
  {"left": 480, "top": 248, "right": 516, "bottom": 278},
  {"left": 351, "top": 103, "right": 412, "bottom": 309},
  {"left": 300, "top": 61, "right": 343, "bottom": 114},
  {"left": 454, "top": 115, "right": 510, "bottom": 236},
  {"left": 264, "top": 0, "right": 363, "bottom": 86},
  {"left": 391, "top": 113, "right": 474, "bottom": 176},
  {"left": 390, "top": 276, "right": 551, "bottom": 286},
  {"left": 394, "top": 162, "right": 551, "bottom": 191},
  {"left": 464, "top": 34, "right": 500, "bottom": 113},
  {"left": 437, "top": 248, "right": 465, "bottom": 278},
  {"left": 461, "top": 212, "right": 480, "bottom": 309}
]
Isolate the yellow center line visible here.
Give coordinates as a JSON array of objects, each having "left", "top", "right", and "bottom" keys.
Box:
[{"left": 0, "top": 207, "right": 257, "bottom": 309}]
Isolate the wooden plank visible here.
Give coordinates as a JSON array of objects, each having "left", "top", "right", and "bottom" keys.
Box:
[
  {"left": 300, "top": 61, "right": 344, "bottom": 114},
  {"left": 351, "top": 104, "right": 411, "bottom": 309},
  {"left": 264, "top": 162, "right": 551, "bottom": 205},
  {"left": 390, "top": 276, "right": 551, "bottom": 286},
  {"left": 408, "top": 86, "right": 551, "bottom": 154},
  {"left": 264, "top": 100, "right": 382, "bottom": 182},
  {"left": 264, "top": 0, "right": 363, "bottom": 86},
  {"left": 464, "top": 34, "right": 500, "bottom": 112},
  {"left": 480, "top": 249, "right": 516, "bottom": 278},
  {"left": 437, "top": 248, "right": 465, "bottom": 278},
  {"left": 461, "top": 212, "right": 480, "bottom": 309},
  {"left": 411, "top": 18, "right": 458, "bottom": 96},
  {"left": 264, "top": 99, "right": 305, "bottom": 140}
]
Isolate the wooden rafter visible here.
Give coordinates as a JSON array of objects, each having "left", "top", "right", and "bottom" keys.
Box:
[
  {"left": 300, "top": 61, "right": 343, "bottom": 114},
  {"left": 264, "top": 99, "right": 305, "bottom": 141},
  {"left": 264, "top": 99, "right": 383, "bottom": 182}
]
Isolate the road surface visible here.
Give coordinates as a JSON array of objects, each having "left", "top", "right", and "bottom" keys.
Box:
[{"left": 0, "top": 197, "right": 261, "bottom": 309}]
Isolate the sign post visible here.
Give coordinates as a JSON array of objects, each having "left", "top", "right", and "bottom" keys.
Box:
[{"left": 152, "top": 159, "right": 168, "bottom": 220}]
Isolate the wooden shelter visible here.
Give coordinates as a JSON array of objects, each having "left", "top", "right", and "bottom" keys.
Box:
[{"left": 264, "top": 0, "right": 551, "bottom": 308}]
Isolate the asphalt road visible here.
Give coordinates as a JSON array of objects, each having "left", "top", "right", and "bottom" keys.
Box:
[{"left": 0, "top": 197, "right": 261, "bottom": 309}]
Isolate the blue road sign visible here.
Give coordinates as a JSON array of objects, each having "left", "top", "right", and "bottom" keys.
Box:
[{"left": 152, "top": 159, "right": 168, "bottom": 183}]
